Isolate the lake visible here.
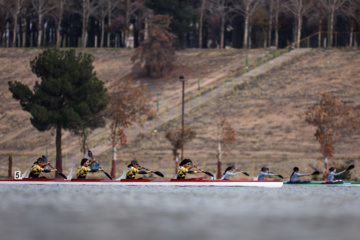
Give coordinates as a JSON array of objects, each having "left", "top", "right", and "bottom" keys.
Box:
[{"left": 0, "top": 184, "right": 359, "bottom": 240}]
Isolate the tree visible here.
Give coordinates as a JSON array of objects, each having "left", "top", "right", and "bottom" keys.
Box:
[
  {"left": 54, "top": 0, "right": 66, "bottom": 48},
  {"left": 304, "top": 93, "right": 359, "bottom": 179},
  {"left": 342, "top": 0, "right": 360, "bottom": 48},
  {"left": 308, "top": 0, "right": 328, "bottom": 47},
  {"left": 8, "top": 48, "right": 108, "bottom": 178},
  {"left": 131, "top": 14, "right": 176, "bottom": 78},
  {"left": 105, "top": 76, "right": 153, "bottom": 178},
  {"left": 146, "top": 0, "right": 196, "bottom": 48},
  {"left": 77, "top": 0, "right": 99, "bottom": 47},
  {"left": 165, "top": 127, "right": 196, "bottom": 174},
  {"left": 3, "top": 0, "right": 27, "bottom": 47},
  {"left": 215, "top": 114, "right": 236, "bottom": 179},
  {"left": 31, "top": 0, "right": 57, "bottom": 47},
  {"left": 232, "top": 0, "right": 261, "bottom": 48},
  {"left": 318, "top": 0, "right": 347, "bottom": 47},
  {"left": 285, "top": 0, "right": 313, "bottom": 48},
  {"left": 207, "top": 0, "right": 232, "bottom": 49}
]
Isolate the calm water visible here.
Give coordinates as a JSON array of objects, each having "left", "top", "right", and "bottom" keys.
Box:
[{"left": 0, "top": 185, "right": 359, "bottom": 240}]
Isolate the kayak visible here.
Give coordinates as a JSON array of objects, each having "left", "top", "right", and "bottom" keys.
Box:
[
  {"left": 284, "top": 180, "right": 360, "bottom": 186},
  {"left": 0, "top": 178, "right": 283, "bottom": 188}
]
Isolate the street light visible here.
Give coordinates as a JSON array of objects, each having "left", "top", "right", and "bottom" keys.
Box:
[{"left": 179, "top": 75, "right": 185, "bottom": 162}]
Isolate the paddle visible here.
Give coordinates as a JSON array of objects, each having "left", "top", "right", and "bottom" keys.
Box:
[
  {"left": 88, "top": 150, "right": 113, "bottom": 180},
  {"left": 242, "top": 172, "right": 250, "bottom": 176},
  {"left": 193, "top": 166, "right": 215, "bottom": 178},
  {"left": 41, "top": 156, "right": 67, "bottom": 179},
  {"left": 48, "top": 164, "right": 67, "bottom": 180},
  {"left": 346, "top": 165, "right": 355, "bottom": 171},
  {"left": 277, "top": 174, "right": 284, "bottom": 179},
  {"left": 140, "top": 166, "right": 164, "bottom": 177},
  {"left": 311, "top": 170, "right": 320, "bottom": 175}
]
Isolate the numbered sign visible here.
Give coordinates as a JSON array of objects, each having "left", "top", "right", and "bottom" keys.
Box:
[{"left": 14, "top": 171, "right": 21, "bottom": 179}]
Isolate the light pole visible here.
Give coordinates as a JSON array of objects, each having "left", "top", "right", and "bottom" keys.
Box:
[{"left": 180, "top": 75, "right": 185, "bottom": 162}]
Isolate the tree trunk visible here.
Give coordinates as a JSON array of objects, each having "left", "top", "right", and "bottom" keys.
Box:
[
  {"left": 12, "top": 14, "right": 18, "bottom": 47},
  {"left": 37, "top": 12, "right": 43, "bottom": 47},
  {"left": 329, "top": 10, "right": 334, "bottom": 48},
  {"left": 318, "top": 19, "right": 322, "bottom": 48},
  {"left": 217, "top": 140, "right": 222, "bottom": 180},
  {"left": 268, "top": 1, "right": 273, "bottom": 47},
  {"left": 55, "top": 123, "right": 63, "bottom": 179},
  {"left": 220, "top": 12, "right": 225, "bottom": 49},
  {"left": 56, "top": 0, "right": 64, "bottom": 48},
  {"left": 243, "top": 14, "right": 249, "bottom": 48},
  {"left": 175, "top": 155, "right": 179, "bottom": 175},
  {"left": 82, "top": 1, "right": 87, "bottom": 48},
  {"left": 349, "top": 24, "right": 353, "bottom": 48},
  {"left": 323, "top": 157, "right": 328, "bottom": 180},
  {"left": 199, "top": 0, "right": 205, "bottom": 48},
  {"left": 297, "top": 14, "right": 301, "bottom": 48},
  {"left": 100, "top": 16, "right": 105, "bottom": 47}
]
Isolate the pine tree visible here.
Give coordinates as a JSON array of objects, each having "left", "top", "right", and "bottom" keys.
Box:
[{"left": 8, "top": 48, "right": 108, "bottom": 178}]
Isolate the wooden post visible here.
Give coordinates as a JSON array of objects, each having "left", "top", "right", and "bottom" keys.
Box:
[{"left": 8, "top": 156, "right": 13, "bottom": 178}]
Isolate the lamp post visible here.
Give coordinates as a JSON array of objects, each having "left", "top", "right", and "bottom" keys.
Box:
[{"left": 180, "top": 75, "right": 185, "bottom": 163}]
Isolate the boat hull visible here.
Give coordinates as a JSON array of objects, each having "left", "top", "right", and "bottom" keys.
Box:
[
  {"left": 284, "top": 181, "right": 360, "bottom": 186},
  {"left": 0, "top": 179, "right": 283, "bottom": 188}
]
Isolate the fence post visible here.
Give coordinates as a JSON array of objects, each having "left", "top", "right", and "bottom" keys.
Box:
[{"left": 8, "top": 156, "right": 13, "bottom": 178}]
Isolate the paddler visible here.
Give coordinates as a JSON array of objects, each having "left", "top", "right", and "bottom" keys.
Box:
[
  {"left": 289, "top": 167, "right": 310, "bottom": 182},
  {"left": 29, "top": 156, "right": 57, "bottom": 179},
  {"left": 126, "top": 159, "right": 152, "bottom": 179},
  {"left": 257, "top": 167, "right": 279, "bottom": 180},
  {"left": 176, "top": 159, "right": 204, "bottom": 179},
  {"left": 76, "top": 158, "right": 104, "bottom": 179},
  {"left": 327, "top": 167, "right": 346, "bottom": 182},
  {"left": 220, "top": 165, "right": 242, "bottom": 180}
]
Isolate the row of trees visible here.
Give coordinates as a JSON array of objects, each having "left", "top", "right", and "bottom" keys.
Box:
[{"left": 1, "top": 0, "right": 360, "bottom": 49}]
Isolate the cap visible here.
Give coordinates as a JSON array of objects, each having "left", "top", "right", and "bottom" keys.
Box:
[
  {"left": 261, "top": 167, "right": 268, "bottom": 171},
  {"left": 293, "top": 167, "right": 299, "bottom": 172},
  {"left": 329, "top": 167, "right": 335, "bottom": 172}
]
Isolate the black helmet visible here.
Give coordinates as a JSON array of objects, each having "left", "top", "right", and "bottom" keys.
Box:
[
  {"left": 293, "top": 167, "right": 299, "bottom": 172},
  {"left": 261, "top": 167, "right": 268, "bottom": 171},
  {"left": 329, "top": 167, "right": 335, "bottom": 172},
  {"left": 179, "top": 159, "right": 192, "bottom": 166},
  {"left": 37, "top": 156, "right": 47, "bottom": 164}
]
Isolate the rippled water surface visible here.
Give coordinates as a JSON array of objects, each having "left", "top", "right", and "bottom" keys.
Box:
[{"left": 0, "top": 184, "right": 359, "bottom": 240}]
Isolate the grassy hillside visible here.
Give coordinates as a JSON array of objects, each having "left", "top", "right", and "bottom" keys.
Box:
[{"left": 0, "top": 48, "right": 359, "bottom": 180}]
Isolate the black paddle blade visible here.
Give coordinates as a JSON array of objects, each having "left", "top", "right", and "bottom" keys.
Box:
[
  {"left": 58, "top": 172, "right": 67, "bottom": 179},
  {"left": 154, "top": 171, "right": 164, "bottom": 177},
  {"left": 242, "top": 172, "right": 249, "bottom": 176},
  {"left": 88, "top": 150, "right": 93, "bottom": 159},
  {"left": 311, "top": 171, "right": 320, "bottom": 175},
  {"left": 277, "top": 174, "right": 284, "bottom": 179},
  {"left": 204, "top": 171, "right": 215, "bottom": 177},
  {"left": 103, "top": 171, "right": 113, "bottom": 180},
  {"left": 347, "top": 165, "right": 355, "bottom": 171}
]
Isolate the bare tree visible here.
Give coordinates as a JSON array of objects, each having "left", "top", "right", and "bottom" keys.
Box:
[
  {"left": 53, "top": 0, "right": 66, "bottom": 48},
  {"left": 232, "top": 0, "right": 261, "bottom": 48},
  {"left": 3, "top": 0, "right": 27, "bottom": 47},
  {"left": 207, "top": 0, "right": 231, "bottom": 49},
  {"left": 285, "top": 0, "right": 313, "bottom": 48},
  {"left": 77, "top": 0, "right": 98, "bottom": 48},
  {"left": 165, "top": 128, "right": 197, "bottom": 174},
  {"left": 307, "top": 0, "right": 327, "bottom": 47},
  {"left": 317, "top": 0, "right": 347, "bottom": 47},
  {"left": 198, "top": 0, "right": 205, "bottom": 48},
  {"left": 105, "top": 76, "right": 153, "bottom": 177},
  {"left": 215, "top": 113, "right": 236, "bottom": 179},
  {"left": 304, "top": 93, "right": 359, "bottom": 179},
  {"left": 31, "top": 0, "right": 57, "bottom": 47},
  {"left": 342, "top": 0, "right": 360, "bottom": 47}
]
